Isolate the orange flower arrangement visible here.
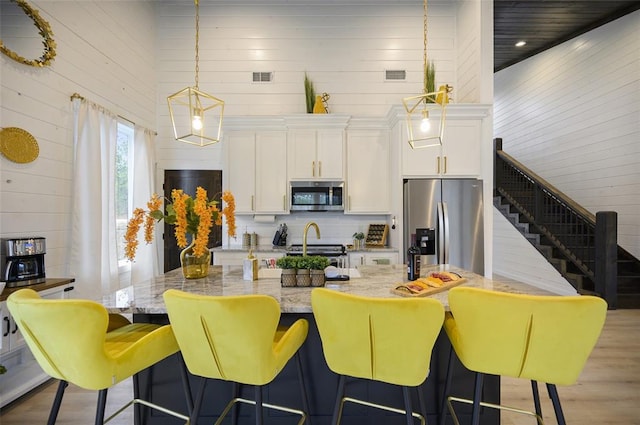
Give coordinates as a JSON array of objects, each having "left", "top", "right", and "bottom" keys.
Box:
[{"left": 124, "top": 187, "right": 236, "bottom": 261}]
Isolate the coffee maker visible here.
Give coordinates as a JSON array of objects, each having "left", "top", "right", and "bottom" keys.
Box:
[{"left": 1, "top": 237, "right": 46, "bottom": 287}]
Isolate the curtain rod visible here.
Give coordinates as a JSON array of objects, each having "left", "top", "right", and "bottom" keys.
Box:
[{"left": 69, "top": 92, "right": 158, "bottom": 135}]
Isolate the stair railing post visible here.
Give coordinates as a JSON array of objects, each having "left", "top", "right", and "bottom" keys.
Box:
[
  {"left": 595, "top": 211, "right": 617, "bottom": 309},
  {"left": 494, "top": 138, "right": 502, "bottom": 197}
]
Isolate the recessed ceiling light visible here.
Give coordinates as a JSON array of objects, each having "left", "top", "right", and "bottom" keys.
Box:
[{"left": 515, "top": 40, "right": 527, "bottom": 47}]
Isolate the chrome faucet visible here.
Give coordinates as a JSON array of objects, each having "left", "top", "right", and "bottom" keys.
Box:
[{"left": 302, "top": 222, "right": 321, "bottom": 256}]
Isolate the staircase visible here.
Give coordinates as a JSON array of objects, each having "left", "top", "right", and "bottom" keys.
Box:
[{"left": 494, "top": 139, "right": 640, "bottom": 308}]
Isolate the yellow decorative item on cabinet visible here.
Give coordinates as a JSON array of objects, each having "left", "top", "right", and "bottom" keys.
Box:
[{"left": 313, "top": 95, "right": 326, "bottom": 113}]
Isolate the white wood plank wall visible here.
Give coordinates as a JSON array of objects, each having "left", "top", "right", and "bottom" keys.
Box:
[
  {"left": 0, "top": 1, "right": 157, "bottom": 278},
  {"left": 494, "top": 11, "right": 640, "bottom": 261},
  {"left": 154, "top": 1, "right": 462, "bottom": 166},
  {"left": 492, "top": 209, "right": 577, "bottom": 295}
]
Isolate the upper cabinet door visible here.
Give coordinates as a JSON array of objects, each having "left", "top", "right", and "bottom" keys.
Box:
[
  {"left": 227, "top": 131, "right": 256, "bottom": 213},
  {"left": 288, "top": 129, "right": 344, "bottom": 180},
  {"left": 287, "top": 130, "right": 317, "bottom": 179},
  {"left": 346, "top": 129, "right": 390, "bottom": 214},
  {"left": 316, "top": 129, "right": 344, "bottom": 180},
  {"left": 255, "top": 131, "right": 288, "bottom": 214},
  {"left": 401, "top": 119, "right": 482, "bottom": 178},
  {"left": 439, "top": 120, "right": 481, "bottom": 177}
]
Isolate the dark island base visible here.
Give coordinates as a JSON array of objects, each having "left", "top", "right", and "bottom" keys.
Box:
[{"left": 133, "top": 313, "right": 499, "bottom": 425}]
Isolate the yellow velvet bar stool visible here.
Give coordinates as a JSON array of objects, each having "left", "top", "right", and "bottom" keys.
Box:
[
  {"left": 311, "top": 287, "right": 445, "bottom": 425},
  {"left": 162, "top": 289, "right": 311, "bottom": 425},
  {"left": 6, "top": 288, "right": 188, "bottom": 425},
  {"left": 439, "top": 286, "right": 607, "bottom": 425}
]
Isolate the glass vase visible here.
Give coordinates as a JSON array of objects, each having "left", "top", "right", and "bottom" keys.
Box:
[{"left": 180, "top": 240, "right": 211, "bottom": 279}]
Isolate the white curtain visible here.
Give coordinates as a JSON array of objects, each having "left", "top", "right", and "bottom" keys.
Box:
[
  {"left": 130, "top": 126, "right": 158, "bottom": 283},
  {"left": 70, "top": 98, "right": 119, "bottom": 299}
]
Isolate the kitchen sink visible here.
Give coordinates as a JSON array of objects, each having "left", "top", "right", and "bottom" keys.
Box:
[{"left": 257, "top": 268, "right": 361, "bottom": 279}]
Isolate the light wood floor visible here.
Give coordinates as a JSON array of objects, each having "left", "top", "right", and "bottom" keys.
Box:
[{"left": 1, "top": 310, "right": 638, "bottom": 424}]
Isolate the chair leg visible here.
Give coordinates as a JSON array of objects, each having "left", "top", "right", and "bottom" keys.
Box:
[
  {"left": 178, "top": 352, "right": 194, "bottom": 414},
  {"left": 470, "top": 372, "right": 484, "bottom": 425},
  {"left": 439, "top": 344, "right": 455, "bottom": 425},
  {"left": 295, "top": 351, "right": 312, "bottom": 425},
  {"left": 46, "top": 380, "right": 68, "bottom": 425},
  {"left": 133, "top": 371, "right": 142, "bottom": 425},
  {"left": 94, "top": 388, "right": 108, "bottom": 425},
  {"left": 531, "top": 380, "right": 543, "bottom": 419},
  {"left": 402, "top": 386, "right": 414, "bottom": 425},
  {"left": 232, "top": 382, "right": 240, "bottom": 425},
  {"left": 547, "top": 383, "right": 567, "bottom": 425},
  {"left": 417, "top": 382, "right": 427, "bottom": 422},
  {"left": 331, "top": 375, "right": 346, "bottom": 425},
  {"left": 255, "top": 385, "right": 264, "bottom": 425},
  {"left": 190, "top": 377, "right": 207, "bottom": 425}
]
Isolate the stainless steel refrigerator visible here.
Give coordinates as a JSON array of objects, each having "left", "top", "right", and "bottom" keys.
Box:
[{"left": 403, "top": 179, "right": 484, "bottom": 274}]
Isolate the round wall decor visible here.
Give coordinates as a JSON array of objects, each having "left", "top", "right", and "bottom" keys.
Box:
[
  {"left": 0, "top": 0, "right": 56, "bottom": 67},
  {"left": 0, "top": 127, "right": 40, "bottom": 163}
]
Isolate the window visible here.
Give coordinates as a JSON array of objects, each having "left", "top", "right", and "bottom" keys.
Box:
[{"left": 115, "top": 121, "right": 134, "bottom": 268}]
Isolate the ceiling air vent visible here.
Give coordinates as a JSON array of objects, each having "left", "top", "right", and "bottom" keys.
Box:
[
  {"left": 385, "top": 70, "right": 406, "bottom": 81},
  {"left": 253, "top": 72, "right": 273, "bottom": 82}
]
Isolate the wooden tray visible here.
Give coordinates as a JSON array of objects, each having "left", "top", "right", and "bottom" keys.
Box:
[{"left": 391, "top": 278, "right": 466, "bottom": 297}]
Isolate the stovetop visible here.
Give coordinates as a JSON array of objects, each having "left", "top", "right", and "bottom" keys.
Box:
[{"left": 287, "top": 244, "right": 346, "bottom": 256}]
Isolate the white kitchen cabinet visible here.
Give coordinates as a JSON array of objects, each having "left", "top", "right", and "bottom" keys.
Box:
[
  {"left": 0, "top": 302, "right": 24, "bottom": 356},
  {"left": 0, "top": 281, "right": 75, "bottom": 408},
  {"left": 402, "top": 120, "right": 481, "bottom": 177},
  {"left": 288, "top": 129, "right": 344, "bottom": 180},
  {"left": 348, "top": 251, "right": 399, "bottom": 267},
  {"left": 345, "top": 129, "right": 390, "bottom": 214},
  {"left": 227, "top": 130, "right": 288, "bottom": 214}
]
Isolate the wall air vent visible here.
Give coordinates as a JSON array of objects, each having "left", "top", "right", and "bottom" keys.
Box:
[
  {"left": 385, "top": 70, "right": 406, "bottom": 81},
  {"left": 253, "top": 72, "right": 273, "bottom": 82}
]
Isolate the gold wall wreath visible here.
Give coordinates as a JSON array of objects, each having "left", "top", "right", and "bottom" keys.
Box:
[{"left": 0, "top": 0, "right": 56, "bottom": 67}]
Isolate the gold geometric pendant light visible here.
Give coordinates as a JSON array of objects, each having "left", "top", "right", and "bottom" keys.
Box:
[
  {"left": 402, "top": 0, "right": 451, "bottom": 149},
  {"left": 167, "top": 0, "right": 224, "bottom": 146}
]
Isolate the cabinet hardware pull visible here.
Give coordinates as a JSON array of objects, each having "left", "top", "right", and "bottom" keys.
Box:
[
  {"left": 64, "top": 286, "right": 75, "bottom": 292},
  {"left": 251, "top": 195, "right": 254, "bottom": 211},
  {"left": 11, "top": 321, "right": 18, "bottom": 334},
  {"left": 437, "top": 157, "right": 441, "bottom": 174},
  {"left": 283, "top": 195, "right": 286, "bottom": 210},
  {"left": 444, "top": 156, "right": 447, "bottom": 174},
  {"left": 3, "top": 317, "right": 9, "bottom": 337},
  {"left": 318, "top": 161, "right": 322, "bottom": 176},
  {"left": 312, "top": 161, "right": 315, "bottom": 177}
]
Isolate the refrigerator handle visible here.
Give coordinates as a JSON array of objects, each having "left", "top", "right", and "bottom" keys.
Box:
[
  {"left": 437, "top": 202, "right": 445, "bottom": 264},
  {"left": 442, "top": 201, "right": 450, "bottom": 264}
]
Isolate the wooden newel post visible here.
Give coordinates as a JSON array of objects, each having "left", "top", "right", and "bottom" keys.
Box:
[
  {"left": 595, "top": 211, "right": 617, "bottom": 309},
  {"left": 493, "top": 138, "right": 502, "bottom": 197}
]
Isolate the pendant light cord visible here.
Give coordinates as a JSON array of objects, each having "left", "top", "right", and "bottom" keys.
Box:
[
  {"left": 422, "top": 0, "right": 428, "bottom": 94},
  {"left": 194, "top": 0, "right": 200, "bottom": 89}
]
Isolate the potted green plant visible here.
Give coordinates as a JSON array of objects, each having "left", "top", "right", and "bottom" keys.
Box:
[
  {"left": 308, "top": 256, "right": 330, "bottom": 287},
  {"left": 295, "top": 256, "right": 312, "bottom": 287},
  {"left": 276, "top": 256, "right": 298, "bottom": 287}
]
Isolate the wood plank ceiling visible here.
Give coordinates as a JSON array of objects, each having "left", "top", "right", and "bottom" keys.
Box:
[{"left": 494, "top": 0, "right": 640, "bottom": 72}]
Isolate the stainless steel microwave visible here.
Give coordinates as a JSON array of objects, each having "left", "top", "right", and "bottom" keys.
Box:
[{"left": 290, "top": 181, "right": 344, "bottom": 212}]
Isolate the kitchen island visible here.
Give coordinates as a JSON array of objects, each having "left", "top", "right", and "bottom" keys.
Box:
[{"left": 102, "top": 265, "right": 550, "bottom": 425}]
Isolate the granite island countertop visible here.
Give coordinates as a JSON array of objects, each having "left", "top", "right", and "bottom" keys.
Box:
[{"left": 102, "top": 264, "right": 552, "bottom": 315}]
